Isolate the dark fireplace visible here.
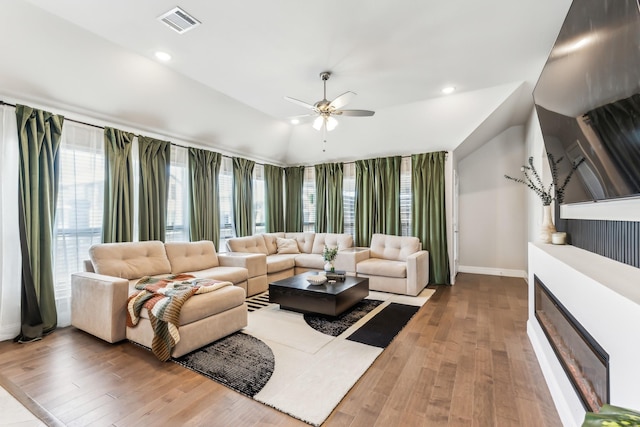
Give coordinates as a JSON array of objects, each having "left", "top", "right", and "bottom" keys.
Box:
[{"left": 534, "top": 276, "right": 609, "bottom": 412}]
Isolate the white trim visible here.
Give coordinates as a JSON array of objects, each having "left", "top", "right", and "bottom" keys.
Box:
[
  {"left": 527, "top": 320, "right": 575, "bottom": 427},
  {"left": 561, "top": 197, "right": 640, "bottom": 221},
  {"left": 457, "top": 265, "right": 527, "bottom": 278}
]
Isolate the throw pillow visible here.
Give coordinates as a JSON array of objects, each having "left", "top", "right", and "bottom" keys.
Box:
[{"left": 276, "top": 237, "right": 300, "bottom": 254}]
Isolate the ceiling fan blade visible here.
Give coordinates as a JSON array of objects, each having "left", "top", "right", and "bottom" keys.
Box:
[
  {"left": 329, "top": 91, "right": 356, "bottom": 110},
  {"left": 284, "top": 96, "right": 316, "bottom": 111},
  {"left": 335, "top": 109, "right": 375, "bottom": 117}
]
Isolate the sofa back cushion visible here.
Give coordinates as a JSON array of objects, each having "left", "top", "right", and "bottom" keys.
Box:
[
  {"left": 89, "top": 241, "right": 171, "bottom": 280},
  {"left": 276, "top": 237, "right": 300, "bottom": 254},
  {"left": 311, "top": 233, "right": 354, "bottom": 254},
  {"left": 284, "top": 232, "right": 315, "bottom": 253},
  {"left": 262, "top": 232, "right": 285, "bottom": 255},
  {"left": 369, "top": 234, "right": 421, "bottom": 261},
  {"left": 164, "top": 240, "right": 219, "bottom": 274},
  {"left": 227, "top": 235, "right": 269, "bottom": 255}
]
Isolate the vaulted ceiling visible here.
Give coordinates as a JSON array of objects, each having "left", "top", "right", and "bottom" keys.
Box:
[{"left": 1, "top": 1, "right": 572, "bottom": 165}]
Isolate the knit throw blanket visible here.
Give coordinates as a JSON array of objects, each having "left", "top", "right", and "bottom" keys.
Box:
[{"left": 127, "top": 274, "right": 231, "bottom": 361}]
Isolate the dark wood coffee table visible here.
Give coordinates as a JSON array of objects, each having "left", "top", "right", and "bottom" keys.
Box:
[{"left": 269, "top": 271, "right": 369, "bottom": 316}]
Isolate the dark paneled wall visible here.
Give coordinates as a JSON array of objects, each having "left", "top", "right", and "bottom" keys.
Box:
[{"left": 562, "top": 219, "right": 640, "bottom": 268}]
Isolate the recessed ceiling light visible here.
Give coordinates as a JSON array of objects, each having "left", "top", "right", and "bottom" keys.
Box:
[
  {"left": 290, "top": 118, "right": 300, "bottom": 125},
  {"left": 442, "top": 86, "right": 456, "bottom": 94},
  {"left": 154, "top": 51, "right": 172, "bottom": 62}
]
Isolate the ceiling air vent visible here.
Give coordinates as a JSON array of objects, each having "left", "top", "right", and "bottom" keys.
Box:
[{"left": 157, "top": 7, "right": 201, "bottom": 34}]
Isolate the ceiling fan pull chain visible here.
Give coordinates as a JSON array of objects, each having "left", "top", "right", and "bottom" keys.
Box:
[{"left": 322, "top": 125, "right": 327, "bottom": 152}]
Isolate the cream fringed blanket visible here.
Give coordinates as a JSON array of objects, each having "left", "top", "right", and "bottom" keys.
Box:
[{"left": 127, "top": 274, "right": 231, "bottom": 361}]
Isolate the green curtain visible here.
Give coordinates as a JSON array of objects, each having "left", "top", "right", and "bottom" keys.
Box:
[
  {"left": 412, "top": 151, "right": 450, "bottom": 285},
  {"left": 354, "top": 157, "right": 400, "bottom": 246},
  {"left": 138, "top": 136, "right": 170, "bottom": 241},
  {"left": 315, "top": 163, "right": 343, "bottom": 233},
  {"left": 15, "top": 104, "right": 64, "bottom": 342},
  {"left": 188, "top": 148, "right": 221, "bottom": 248},
  {"left": 314, "top": 164, "right": 327, "bottom": 233},
  {"left": 375, "top": 156, "right": 401, "bottom": 236},
  {"left": 102, "top": 127, "right": 134, "bottom": 243},
  {"left": 264, "top": 164, "right": 284, "bottom": 232},
  {"left": 284, "top": 166, "right": 304, "bottom": 232},
  {"left": 355, "top": 160, "right": 375, "bottom": 247},
  {"left": 232, "top": 157, "right": 255, "bottom": 237}
]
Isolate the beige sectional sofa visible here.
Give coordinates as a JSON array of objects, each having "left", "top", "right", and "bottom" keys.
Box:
[
  {"left": 71, "top": 240, "right": 265, "bottom": 358},
  {"left": 226, "top": 232, "right": 358, "bottom": 282}
]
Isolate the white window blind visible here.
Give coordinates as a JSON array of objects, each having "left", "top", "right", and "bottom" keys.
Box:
[
  {"left": 400, "top": 156, "right": 412, "bottom": 236},
  {"left": 219, "top": 156, "right": 234, "bottom": 251},
  {"left": 343, "top": 163, "right": 356, "bottom": 238},
  {"left": 253, "top": 164, "right": 265, "bottom": 235},
  {"left": 166, "top": 144, "right": 189, "bottom": 242},
  {"left": 54, "top": 122, "right": 104, "bottom": 327},
  {"left": 303, "top": 166, "right": 316, "bottom": 232}
]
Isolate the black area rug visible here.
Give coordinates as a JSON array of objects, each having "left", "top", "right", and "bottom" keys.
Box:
[
  {"left": 173, "top": 332, "right": 274, "bottom": 397},
  {"left": 347, "top": 303, "right": 420, "bottom": 348},
  {"left": 303, "top": 299, "right": 384, "bottom": 337}
]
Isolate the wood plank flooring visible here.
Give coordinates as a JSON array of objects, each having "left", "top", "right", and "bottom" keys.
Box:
[{"left": 0, "top": 273, "right": 560, "bottom": 426}]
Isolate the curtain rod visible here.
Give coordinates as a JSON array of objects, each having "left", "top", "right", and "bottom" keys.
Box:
[
  {"left": 0, "top": 100, "right": 273, "bottom": 165},
  {"left": 2, "top": 100, "right": 448, "bottom": 167}
]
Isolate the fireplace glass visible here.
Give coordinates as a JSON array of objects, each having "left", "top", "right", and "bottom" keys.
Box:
[{"left": 534, "top": 276, "right": 609, "bottom": 412}]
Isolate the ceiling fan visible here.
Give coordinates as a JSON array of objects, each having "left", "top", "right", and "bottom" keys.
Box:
[{"left": 284, "top": 71, "right": 375, "bottom": 133}]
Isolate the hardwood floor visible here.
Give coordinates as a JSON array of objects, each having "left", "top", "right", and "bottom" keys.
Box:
[{"left": 0, "top": 273, "right": 560, "bottom": 426}]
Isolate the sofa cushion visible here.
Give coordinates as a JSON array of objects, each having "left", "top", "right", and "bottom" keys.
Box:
[
  {"left": 227, "top": 235, "right": 269, "bottom": 255},
  {"left": 357, "top": 258, "right": 407, "bottom": 278},
  {"left": 137, "top": 284, "right": 245, "bottom": 326},
  {"left": 262, "top": 233, "right": 285, "bottom": 255},
  {"left": 266, "top": 254, "right": 297, "bottom": 273},
  {"left": 90, "top": 241, "right": 171, "bottom": 280},
  {"left": 164, "top": 240, "right": 219, "bottom": 274},
  {"left": 276, "top": 237, "right": 300, "bottom": 254},
  {"left": 284, "top": 232, "right": 315, "bottom": 253},
  {"left": 183, "top": 266, "right": 248, "bottom": 285},
  {"left": 311, "top": 233, "right": 354, "bottom": 254},
  {"left": 369, "top": 234, "right": 421, "bottom": 261},
  {"left": 293, "top": 253, "right": 325, "bottom": 269}
]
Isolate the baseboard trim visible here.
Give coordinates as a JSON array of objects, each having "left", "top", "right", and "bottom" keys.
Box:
[{"left": 458, "top": 265, "right": 527, "bottom": 279}]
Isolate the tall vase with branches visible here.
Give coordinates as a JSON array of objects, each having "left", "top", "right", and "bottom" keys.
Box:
[{"left": 505, "top": 153, "right": 583, "bottom": 243}]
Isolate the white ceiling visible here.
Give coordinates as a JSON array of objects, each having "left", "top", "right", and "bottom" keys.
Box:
[{"left": 1, "top": 0, "right": 573, "bottom": 164}]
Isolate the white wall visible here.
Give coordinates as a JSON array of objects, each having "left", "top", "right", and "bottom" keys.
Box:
[{"left": 457, "top": 125, "right": 527, "bottom": 277}]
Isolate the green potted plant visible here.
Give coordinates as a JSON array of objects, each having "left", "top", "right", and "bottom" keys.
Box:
[
  {"left": 322, "top": 245, "right": 338, "bottom": 272},
  {"left": 582, "top": 404, "right": 640, "bottom": 426}
]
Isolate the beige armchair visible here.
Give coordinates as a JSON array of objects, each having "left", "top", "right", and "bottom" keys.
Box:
[{"left": 355, "top": 234, "right": 429, "bottom": 296}]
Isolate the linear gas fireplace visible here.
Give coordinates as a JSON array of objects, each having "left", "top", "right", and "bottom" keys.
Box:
[{"left": 534, "top": 276, "right": 610, "bottom": 412}]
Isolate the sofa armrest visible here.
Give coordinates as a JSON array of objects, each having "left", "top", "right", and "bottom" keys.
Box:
[
  {"left": 218, "top": 252, "right": 267, "bottom": 278},
  {"left": 71, "top": 272, "right": 129, "bottom": 343},
  {"left": 406, "top": 250, "right": 429, "bottom": 296},
  {"left": 335, "top": 247, "right": 370, "bottom": 273}
]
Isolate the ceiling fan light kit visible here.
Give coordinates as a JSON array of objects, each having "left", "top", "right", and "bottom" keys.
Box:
[{"left": 284, "top": 71, "right": 375, "bottom": 151}]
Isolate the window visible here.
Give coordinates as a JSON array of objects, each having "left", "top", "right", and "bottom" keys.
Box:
[
  {"left": 166, "top": 144, "right": 189, "bottom": 242},
  {"left": 253, "top": 164, "right": 265, "bottom": 234},
  {"left": 400, "top": 157, "right": 412, "bottom": 236},
  {"left": 54, "top": 122, "right": 104, "bottom": 327},
  {"left": 343, "top": 163, "right": 356, "bottom": 238},
  {"left": 302, "top": 166, "right": 316, "bottom": 232},
  {"left": 219, "top": 156, "right": 234, "bottom": 251}
]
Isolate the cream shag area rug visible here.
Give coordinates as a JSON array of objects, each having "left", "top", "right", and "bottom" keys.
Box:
[{"left": 177, "top": 288, "right": 435, "bottom": 426}]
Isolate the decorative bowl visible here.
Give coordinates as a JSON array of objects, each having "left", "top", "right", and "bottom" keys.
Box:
[{"left": 307, "top": 274, "right": 327, "bottom": 285}]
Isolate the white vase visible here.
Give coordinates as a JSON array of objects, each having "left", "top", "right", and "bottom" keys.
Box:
[
  {"left": 324, "top": 261, "right": 335, "bottom": 272},
  {"left": 539, "top": 204, "right": 557, "bottom": 244}
]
